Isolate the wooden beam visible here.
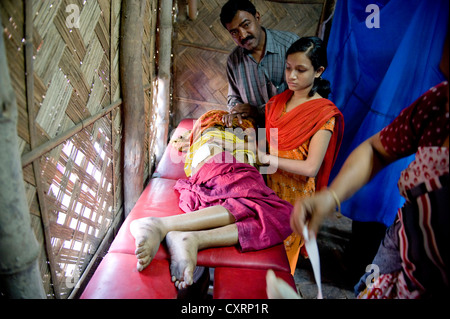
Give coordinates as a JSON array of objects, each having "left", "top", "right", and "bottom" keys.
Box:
[
  {"left": 120, "top": 0, "right": 146, "bottom": 217},
  {"left": 21, "top": 98, "right": 122, "bottom": 167},
  {"left": 0, "top": 11, "right": 46, "bottom": 299},
  {"left": 23, "top": 0, "right": 62, "bottom": 298},
  {"left": 21, "top": 85, "right": 148, "bottom": 168},
  {"left": 154, "top": 0, "right": 173, "bottom": 164},
  {"left": 187, "top": 0, "right": 198, "bottom": 20}
]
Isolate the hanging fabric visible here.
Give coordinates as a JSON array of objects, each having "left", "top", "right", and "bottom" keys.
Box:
[{"left": 324, "top": 0, "right": 449, "bottom": 226}]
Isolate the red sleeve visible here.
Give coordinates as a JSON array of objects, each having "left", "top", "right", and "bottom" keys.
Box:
[{"left": 380, "top": 81, "right": 449, "bottom": 157}]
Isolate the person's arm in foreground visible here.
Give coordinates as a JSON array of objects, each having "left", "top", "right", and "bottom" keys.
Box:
[{"left": 290, "top": 132, "right": 399, "bottom": 237}]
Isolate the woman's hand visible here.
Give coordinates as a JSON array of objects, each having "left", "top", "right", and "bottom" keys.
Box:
[
  {"left": 290, "top": 189, "right": 337, "bottom": 238},
  {"left": 258, "top": 152, "right": 270, "bottom": 165},
  {"left": 256, "top": 141, "right": 270, "bottom": 165}
]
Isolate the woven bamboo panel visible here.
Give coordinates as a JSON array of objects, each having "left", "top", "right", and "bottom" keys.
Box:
[
  {"left": 39, "top": 116, "right": 114, "bottom": 298},
  {"left": 172, "top": 0, "right": 324, "bottom": 126},
  {"left": 1, "top": 0, "right": 158, "bottom": 298}
]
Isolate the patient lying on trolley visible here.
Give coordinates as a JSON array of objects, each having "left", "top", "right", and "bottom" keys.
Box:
[{"left": 130, "top": 110, "right": 293, "bottom": 289}]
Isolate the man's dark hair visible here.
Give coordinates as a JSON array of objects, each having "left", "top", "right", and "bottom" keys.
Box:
[{"left": 220, "top": 0, "right": 257, "bottom": 28}]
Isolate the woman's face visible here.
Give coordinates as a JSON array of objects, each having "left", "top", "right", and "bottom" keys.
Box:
[{"left": 285, "top": 52, "right": 323, "bottom": 92}]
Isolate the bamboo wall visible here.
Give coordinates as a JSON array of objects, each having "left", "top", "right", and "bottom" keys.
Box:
[
  {"left": 172, "top": 0, "right": 330, "bottom": 126},
  {"left": 0, "top": 0, "right": 159, "bottom": 298}
]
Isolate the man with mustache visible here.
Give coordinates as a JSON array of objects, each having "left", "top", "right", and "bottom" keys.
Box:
[{"left": 220, "top": 0, "right": 300, "bottom": 127}]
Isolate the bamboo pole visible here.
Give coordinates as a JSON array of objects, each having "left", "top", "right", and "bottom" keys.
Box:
[
  {"left": 120, "top": 0, "right": 146, "bottom": 217},
  {"left": 187, "top": 0, "right": 198, "bottom": 20},
  {"left": 21, "top": 86, "right": 149, "bottom": 168},
  {"left": 154, "top": 0, "right": 173, "bottom": 164},
  {"left": 24, "top": 0, "right": 62, "bottom": 298},
  {"left": 21, "top": 98, "right": 122, "bottom": 167},
  {"left": 0, "top": 12, "right": 46, "bottom": 299}
]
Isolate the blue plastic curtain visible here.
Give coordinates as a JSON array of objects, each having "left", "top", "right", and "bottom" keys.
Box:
[{"left": 324, "top": 0, "right": 449, "bottom": 226}]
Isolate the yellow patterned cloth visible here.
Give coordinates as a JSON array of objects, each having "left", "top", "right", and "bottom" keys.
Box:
[
  {"left": 184, "top": 110, "right": 256, "bottom": 177},
  {"left": 184, "top": 129, "right": 256, "bottom": 177}
]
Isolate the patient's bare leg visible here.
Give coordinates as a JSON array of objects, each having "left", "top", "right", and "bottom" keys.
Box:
[
  {"left": 166, "top": 224, "right": 239, "bottom": 289},
  {"left": 130, "top": 205, "right": 235, "bottom": 271}
]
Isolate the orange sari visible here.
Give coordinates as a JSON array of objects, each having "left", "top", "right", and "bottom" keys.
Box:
[{"left": 265, "top": 90, "right": 344, "bottom": 274}]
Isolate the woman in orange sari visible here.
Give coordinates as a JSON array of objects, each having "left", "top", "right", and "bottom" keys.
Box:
[{"left": 260, "top": 37, "right": 344, "bottom": 274}]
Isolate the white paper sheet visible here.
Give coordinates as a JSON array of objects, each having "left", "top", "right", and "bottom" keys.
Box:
[
  {"left": 302, "top": 225, "right": 323, "bottom": 299},
  {"left": 191, "top": 143, "right": 211, "bottom": 168}
]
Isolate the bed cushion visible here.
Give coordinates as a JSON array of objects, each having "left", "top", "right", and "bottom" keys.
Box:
[
  {"left": 213, "top": 267, "right": 296, "bottom": 299},
  {"left": 80, "top": 253, "right": 177, "bottom": 299}
]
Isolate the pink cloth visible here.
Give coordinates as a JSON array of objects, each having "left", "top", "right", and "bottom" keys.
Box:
[{"left": 174, "top": 152, "right": 293, "bottom": 252}]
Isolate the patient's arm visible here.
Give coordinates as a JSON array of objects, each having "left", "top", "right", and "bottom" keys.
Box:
[{"left": 258, "top": 129, "right": 332, "bottom": 177}]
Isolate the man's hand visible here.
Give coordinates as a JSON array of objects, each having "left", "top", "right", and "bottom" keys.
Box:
[{"left": 222, "top": 103, "right": 255, "bottom": 127}]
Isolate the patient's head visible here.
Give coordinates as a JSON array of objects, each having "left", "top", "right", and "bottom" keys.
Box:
[{"left": 190, "top": 110, "right": 255, "bottom": 144}]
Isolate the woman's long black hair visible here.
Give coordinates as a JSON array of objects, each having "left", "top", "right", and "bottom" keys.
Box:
[{"left": 286, "top": 37, "right": 331, "bottom": 98}]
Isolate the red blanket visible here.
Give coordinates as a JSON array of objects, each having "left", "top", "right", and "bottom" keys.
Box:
[{"left": 174, "top": 152, "right": 293, "bottom": 252}]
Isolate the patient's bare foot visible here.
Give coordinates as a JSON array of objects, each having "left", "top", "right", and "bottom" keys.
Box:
[
  {"left": 165, "top": 231, "right": 199, "bottom": 289},
  {"left": 130, "top": 217, "right": 167, "bottom": 271}
]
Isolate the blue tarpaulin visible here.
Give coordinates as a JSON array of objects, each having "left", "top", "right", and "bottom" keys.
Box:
[{"left": 324, "top": 0, "right": 448, "bottom": 226}]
